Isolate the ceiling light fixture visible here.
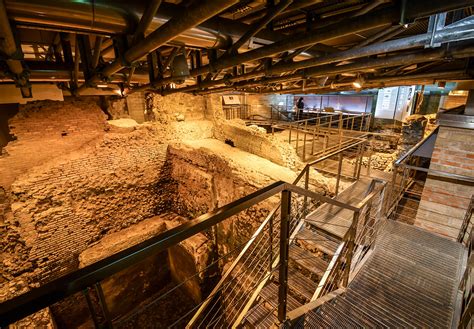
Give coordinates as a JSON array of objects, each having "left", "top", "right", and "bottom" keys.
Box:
[{"left": 352, "top": 74, "right": 365, "bottom": 89}]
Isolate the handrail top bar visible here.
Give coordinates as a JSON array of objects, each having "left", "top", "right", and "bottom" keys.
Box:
[
  {"left": 306, "top": 139, "right": 367, "bottom": 166},
  {"left": 394, "top": 127, "right": 439, "bottom": 166},
  {"left": 0, "top": 179, "right": 365, "bottom": 326},
  {"left": 286, "top": 288, "right": 347, "bottom": 321},
  {"left": 403, "top": 164, "right": 474, "bottom": 184},
  {"left": 289, "top": 112, "right": 370, "bottom": 125}
]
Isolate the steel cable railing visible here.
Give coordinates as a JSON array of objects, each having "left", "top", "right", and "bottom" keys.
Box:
[
  {"left": 283, "top": 180, "right": 387, "bottom": 327},
  {"left": 189, "top": 189, "right": 312, "bottom": 328}
]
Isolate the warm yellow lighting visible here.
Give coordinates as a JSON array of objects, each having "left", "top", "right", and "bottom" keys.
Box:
[
  {"left": 352, "top": 81, "right": 362, "bottom": 89},
  {"left": 97, "top": 84, "right": 108, "bottom": 88}
]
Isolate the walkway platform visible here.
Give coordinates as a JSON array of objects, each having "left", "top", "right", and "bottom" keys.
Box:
[
  {"left": 306, "top": 178, "right": 374, "bottom": 238},
  {"left": 299, "top": 220, "right": 466, "bottom": 328}
]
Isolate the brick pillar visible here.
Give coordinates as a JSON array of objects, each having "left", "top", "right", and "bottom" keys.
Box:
[
  {"left": 415, "top": 126, "right": 474, "bottom": 239},
  {"left": 126, "top": 92, "right": 146, "bottom": 123}
]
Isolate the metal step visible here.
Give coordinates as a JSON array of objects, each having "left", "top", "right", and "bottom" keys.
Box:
[
  {"left": 331, "top": 294, "right": 389, "bottom": 328},
  {"left": 288, "top": 267, "right": 318, "bottom": 302},
  {"left": 289, "top": 244, "right": 329, "bottom": 278},
  {"left": 296, "top": 226, "right": 339, "bottom": 257},
  {"left": 243, "top": 300, "right": 277, "bottom": 328},
  {"left": 300, "top": 221, "right": 464, "bottom": 328},
  {"left": 307, "top": 298, "right": 365, "bottom": 328},
  {"left": 260, "top": 282, "right": 302, "bottom": 312}
]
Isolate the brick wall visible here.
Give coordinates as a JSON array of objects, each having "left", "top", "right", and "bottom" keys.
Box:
[
  {"left": 150, "top": 92, "right": 207, "bottom": 122},
  {"left": 415, "top": 126, "right": 474, "bottom": 239},
  {"left": 127, "top": 92, "right": 146, "bottom": 123},
  {"left": 440, "top": 94, "right": 468, "bottom": 110},
  {"left": 246, "top": 94, "right": 288, "bottom": 118},
  {"left": 1, "top": 96, "right": 212, "bottom": 302},
  {"left": 0, "top": 100, "right": 109, "bottom": 188}
]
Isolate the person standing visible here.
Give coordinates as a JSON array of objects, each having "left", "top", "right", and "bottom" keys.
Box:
[{"left": 296, "top": 97, "right": 305, "bottom": 120}]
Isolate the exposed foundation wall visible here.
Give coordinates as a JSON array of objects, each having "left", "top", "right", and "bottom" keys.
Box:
[
  {"left": 415, "top": 126, "right": 474, "bottom": 239},
  {"left": 168, "top": 139, "right": 297, "bottom": 251},
  {"left": 207, "top": 93, "right": 301, "bottom": 169},
  {"left": 1, "top": 91, "right": 312, "bottom": 326},
  {"left": 0, "top": 96, "right": 213, "bottom": 307},
  {"left": 246, "top": 94, "right": 288, "bottom": 118}
]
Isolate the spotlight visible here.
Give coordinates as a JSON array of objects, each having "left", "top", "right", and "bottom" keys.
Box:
[
  {"left": 352, "top": 74, "right": 365, "bottom": 89},
  {"left": 97, "top": 84, "right": 108, "bottom": 88}
]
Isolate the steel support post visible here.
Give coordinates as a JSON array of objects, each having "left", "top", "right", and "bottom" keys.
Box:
[
  {"left": 269, "top": 215, "right": 273, "bottom": 271},
  {"left": 357, "top": 144, "right": 364, "bottom": 179},
  {"left": 296, "top": 124, "right": 300, "bottom": 155},
  {"left": 343, "top": 211, "right": 360, "bottom": 287},
  {"left": 278, "top": 190, "right": 291, "bottom": 323},
  {"left": 83, "top": 288, "right": 100, "bottom": 329},
  {"left": 304, "top": 167, "right": 310, "bottom": 216},
  {"left": 360, "top": 113, "right": 365, "bottom": 131},
  {"left": 367, "top": 142, "right": 372, "bottom": 176},
  {"left": 388, "top": 167, "right": 398, "bottom": 214},
  {"left": 366, "top": 114, "right": 371, "bottom": 131},
  {"left": 335, "top": 152, "right": 343, "bottom": 196},
  {"left": 338, "top": 113, "right": 343, "bottom": 148},
  {"left": 303, "top": 131, "right": 307, "bottom": 161},
  {"left": 353, "top": 145, "right": 360, "bottom": 179},
  {"left": 95, "top": 282, "right": 113, "bottom": 329}
]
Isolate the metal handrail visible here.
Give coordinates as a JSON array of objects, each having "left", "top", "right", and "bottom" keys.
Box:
[
  {"left": 0, "top": 179, "right": 362, "bottom": 327},
  {"left": 394, "top": 126, "right": 439, "bottom": 166},
  {"left": 284, "top": 180, "right": 387, "bottom": 325}
]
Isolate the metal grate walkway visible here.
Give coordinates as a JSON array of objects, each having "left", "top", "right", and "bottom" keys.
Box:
[{"left": 300, "top": 220, "right": 466, "bottom": 328}]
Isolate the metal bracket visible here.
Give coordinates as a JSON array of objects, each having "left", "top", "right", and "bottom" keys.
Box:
[
  {"left": 426, "top": 13, "right": 447, "bottom": 48},
  {"left": 76, "top": 34, "right": 93, "bottom": 82},
  {"left": 112, "top": 36, "right": 131, "bottom": 69}
]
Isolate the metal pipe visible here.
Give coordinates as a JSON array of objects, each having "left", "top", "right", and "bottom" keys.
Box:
[
  {"left": 5, "top": 1, "right": 255, "bottom": 51},
  {"left": 173, "top": 43, "right": 474, "bottom": 95},
  {"left": 99, "top": 0, "right": 238, "bottom": 79},
  {"left": 91, "top": 36, "right": 103, "bottom": 70},
  {"left": 354, "top": 25, "right": 401, "bottom": 48},
  {"left": 186, "top": 0, "right": 474, "bottom": 78},
  {"left": 228, "top": 0, "right": 293, "bottom": 54},
  {"left": 0, "top": 0, "right": 30, "bottom": 96},
  {"left": 156, "top": 22, "right": 474, "bottom": 94},
  {"left": 131, "top": 0, "right": 162, "bottom": 44},
  {"left": 352, "top": 0, "right": 390, "bottom": 17}
]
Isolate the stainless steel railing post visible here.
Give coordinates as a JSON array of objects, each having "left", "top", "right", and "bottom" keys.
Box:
[{"left": 278, "top": 190, "right": 291, "bottom": 323}]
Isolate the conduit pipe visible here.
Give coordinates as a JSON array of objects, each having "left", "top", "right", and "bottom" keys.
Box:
[
  {"left": 228, "top": 0, "right": 293, "bottom": 54},
  {"left": 166, "top": 44, "right": 474, "bottom": 95},
  {"left": 157, "top": 25, "right": 474, "bottom": 94},
  {"left": 137, "top": 0, "right": 474, "bottom": 93},
  {"left": 79, "top": 0, "right": 238, "bottom": 93},
  {"left": 186, "top": 0, "right": 474, "bottom": 77},
  {"left": 0, "top": 0, "right": 30, "bottom": 97},
  {"left": 131, "top": 0, "right": 162, "bottom": 44}
]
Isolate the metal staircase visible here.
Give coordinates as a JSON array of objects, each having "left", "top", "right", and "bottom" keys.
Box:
[{"left": 291, "top": 220, "right": 465, "bottom": 328}]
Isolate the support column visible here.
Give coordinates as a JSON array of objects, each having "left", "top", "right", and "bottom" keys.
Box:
[{"left": 278, "top": 190, "right": 291, "bottom": 322}]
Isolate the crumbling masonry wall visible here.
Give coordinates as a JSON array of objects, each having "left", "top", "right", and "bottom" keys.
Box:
[
  {"left": 167, "top": 139, "right": 297, "bottom": 253},
  {"left": 0, "top": 98, "right": 213, "bottom": 306}
]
